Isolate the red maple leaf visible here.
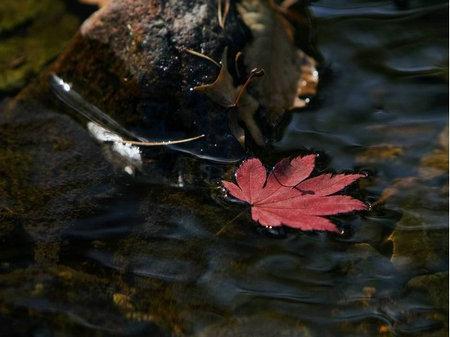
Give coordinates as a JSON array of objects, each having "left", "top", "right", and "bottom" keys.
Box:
[{"left": 222, "top": 155, "right": 367, "bottom": 232}]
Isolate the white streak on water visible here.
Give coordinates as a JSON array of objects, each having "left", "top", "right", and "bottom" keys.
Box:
[{"left": 87, "top": 122, "right": 142, "bottom": 172}]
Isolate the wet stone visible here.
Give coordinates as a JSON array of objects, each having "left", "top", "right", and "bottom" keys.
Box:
[{"left": 0, "top": 99, "right": 119, "bottom": 264}]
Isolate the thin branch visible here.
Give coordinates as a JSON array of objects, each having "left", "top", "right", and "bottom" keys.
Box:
[
  {"left": 121, "top": 134, "right": 205, "bottom": 147},
  {"left": 184, "top": 48, "right": 221, "bottom": 68}
]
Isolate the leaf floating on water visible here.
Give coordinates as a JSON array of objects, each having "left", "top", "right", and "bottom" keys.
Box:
[{"left": 222, "top": 155, "right": 367, "bottom": 232}]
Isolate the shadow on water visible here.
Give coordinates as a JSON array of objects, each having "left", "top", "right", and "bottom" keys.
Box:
[{"left": 0, "top": 1, "right": 448, "bottom": 336}]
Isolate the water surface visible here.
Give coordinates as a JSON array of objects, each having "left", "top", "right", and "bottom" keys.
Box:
[{"left": 0, "top": 1, "right": 448, "bottom": 336}]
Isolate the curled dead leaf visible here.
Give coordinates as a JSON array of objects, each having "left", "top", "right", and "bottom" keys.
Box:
[
  {"left": 218, "top": 0, "right": 231, "bottom": 29},
  {"left": 237, "top": 0, "right": 319, "bottom": 124},
  {"left": 188, "top": 48, "right": 265, "bottom": 145},
  {"left": 193, "top": 48, "right": 238, "bottom": 108},
  {"left": 79, "top": 0, "right": 110, "bottom": 7}
]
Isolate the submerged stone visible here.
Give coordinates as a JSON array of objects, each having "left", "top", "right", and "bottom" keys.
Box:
[
  {"left": 197, "top": 315, "right": 312, "bottom": 337},
  {"left": 404, "top": 272, "right": 449, "bottom": 337}
]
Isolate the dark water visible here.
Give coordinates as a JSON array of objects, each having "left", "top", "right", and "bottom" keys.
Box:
[{"left": 0, "top": 1, "right": 448, "bottom": 336}]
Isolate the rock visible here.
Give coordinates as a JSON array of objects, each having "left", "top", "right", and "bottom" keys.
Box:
[
  {"left": 0, "top": 98, "right": 118, "bottom": 264},
  {"left": 16, "top": 0, "right": 319, "bottom": 161}
]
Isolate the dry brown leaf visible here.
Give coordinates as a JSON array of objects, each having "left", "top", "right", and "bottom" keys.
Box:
[
  {"left": 79, "top": 0, "right": 110, "bottom": 7},
  {"left": 236, "top": 87, "right": 264, "bottom": 145},
  {"left": 237, "top": 0, "right": 318, "bottom": 124},
  {"left": 279, "top": 0, "right": 298, "bottom": 9},
  {"left": 218, "top": 0, "right": 231, "bottom": 29},
  {"left": 194, "top": 48, "right": 238, "bottom": 108},
  {"left": 191, "top": 48, "right": 265, "bottom": 145}
]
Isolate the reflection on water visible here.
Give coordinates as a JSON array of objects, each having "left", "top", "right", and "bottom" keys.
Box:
[{"left": 0, "top": 1, "right": 448, "bottom": 336}]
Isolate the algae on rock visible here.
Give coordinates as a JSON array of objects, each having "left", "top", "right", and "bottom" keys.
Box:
[{"left": 0, "top": 0, "right": 81, "bottom": 93}]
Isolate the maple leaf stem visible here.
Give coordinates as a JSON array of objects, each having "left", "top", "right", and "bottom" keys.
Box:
[
  {"left": 215, "top": 209, "right": 246, "bottom": 236},
  {"left": 121, "top": 134, "right": 205, "bottom": 146},
  {"left": 234, "top": 51, "right": 243, "bottom": 78},
  {"left": 217, "top": 0, "right": 230, "bottom": 29},
  {"left": 184, "top": 49, "right": 221, "bottom": 68},
  {"left": 233, "top": 68, "right": 265, "bottom": 107},
  {"left": 279, "top": 0, "right": 298, "bottom": 10}
]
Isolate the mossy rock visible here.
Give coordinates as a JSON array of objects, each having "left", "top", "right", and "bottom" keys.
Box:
[
  {"left": 0, "top": 0, "right": 81, "bottom": 93},
  {"left": 0, "top": 0, "right": 41, "bottom": 34}
]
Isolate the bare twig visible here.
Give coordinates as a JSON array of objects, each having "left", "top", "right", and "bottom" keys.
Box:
[{"left": 184, "top": 49, "right": 221, "bottom": 68}]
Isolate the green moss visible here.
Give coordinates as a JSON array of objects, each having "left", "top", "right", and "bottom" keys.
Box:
[
  {"left": 0, "top": 0, "right": 41, "bottom": 34},
  {"left": 0, "top": 0, "right": 81, "bottom": 92}
]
